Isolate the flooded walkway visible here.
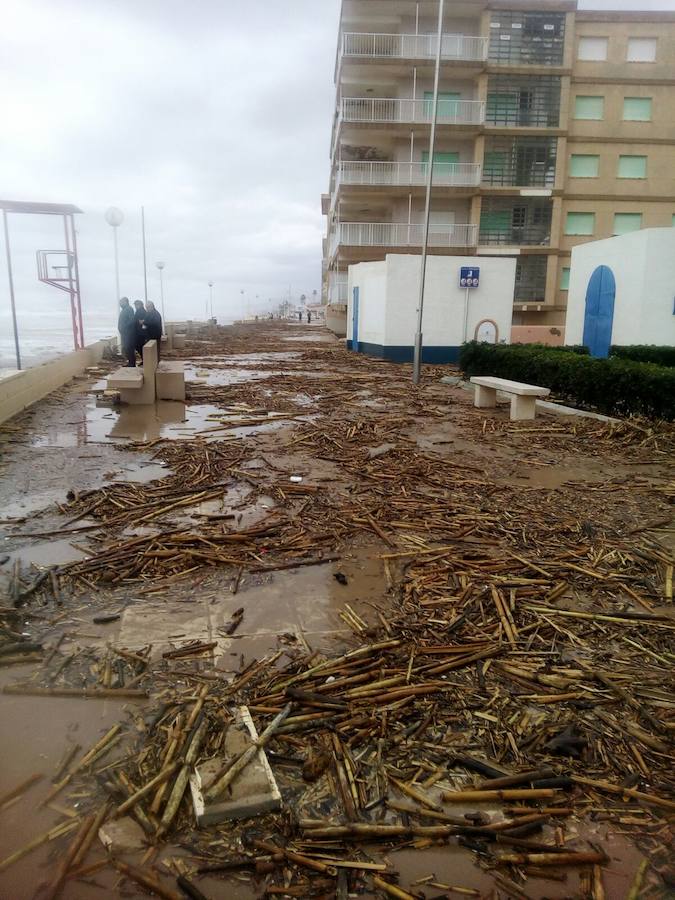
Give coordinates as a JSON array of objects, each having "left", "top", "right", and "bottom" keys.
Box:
[{"left": 0, "top": 321, "right": 673, "bottom": 899}]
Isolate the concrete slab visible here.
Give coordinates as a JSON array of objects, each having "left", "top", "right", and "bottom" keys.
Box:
[
  {"left": 108, "top": 368, "right": 143, "bottom": 391},
  {"left": 156, "top": 361, "right": 186, "bottom": 401},
  {"left": 189, "top": 706, "right": 281, "bottom": 825},
  {"left": 99, "top": 816, "right": 146, "bottom": 852}
]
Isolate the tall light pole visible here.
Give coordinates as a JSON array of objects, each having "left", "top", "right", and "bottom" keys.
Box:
[
  {"left": 141, "top": 206, "right": 148, "bottom": 303},
  {"left": 105, "top": 207, "right": 124, "bottom": 309},
  {"left": 412, "top": 0, "right": 445, "bottom": 385},
  {"left": 208, "top": 281, "right": 214, "bottom": 319},
  {"left": 156, "top": 261, "right": 165, "bottom": 325}
]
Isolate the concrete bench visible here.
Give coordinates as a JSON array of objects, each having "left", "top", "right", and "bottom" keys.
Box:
[
  {"left": 156, "top": 360, "right": 185, "bottom": 401},
  {"left": 470, "top": 376, "right": 550, "bottom": 421},
  {"left": 106, "top": 340, "right": 158, "bottom": 405}
]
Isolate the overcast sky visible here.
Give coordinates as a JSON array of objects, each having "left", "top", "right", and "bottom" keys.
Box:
[{"left": 1, "top": 0, "right": 674, "bottom": 333}]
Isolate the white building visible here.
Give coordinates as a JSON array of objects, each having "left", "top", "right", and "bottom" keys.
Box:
[
  {"left": 346, "top": 254, "right": 515, "bottom": 362},
  {"left": 565, "top": 228, "right": 675, "bottom": 356}
]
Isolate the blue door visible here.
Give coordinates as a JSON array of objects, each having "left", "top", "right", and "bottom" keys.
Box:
[
  {"left": 352, "top": 286, "right": 359, "bottom": 351},
  {"left": 582, "top": 265, "right": 615, "bottom": 358}
]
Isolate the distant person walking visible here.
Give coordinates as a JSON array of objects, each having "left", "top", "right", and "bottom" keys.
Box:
[
  {"left": 298, "top": 310, "right": 303, "bottom": 322},
  {"left": 134, "top": 300, "right": 147, "bottom": 358},
  {"left": 307, "top": 310, "right": 312, "bottom": 325},
  {"left": 145, "top": 301, "right": 163, "bottom": 359},
  {"left": 118, "top": 297, "right": 136, "bottom": 367}
]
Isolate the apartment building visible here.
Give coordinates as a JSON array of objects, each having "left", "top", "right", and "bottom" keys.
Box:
[{"left": 322, "top": 0, "right": 675, "bottom": 332}]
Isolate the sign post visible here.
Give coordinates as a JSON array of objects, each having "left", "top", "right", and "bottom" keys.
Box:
[{"left": 459, "top": 266, "right": 480, "bottom": 343}]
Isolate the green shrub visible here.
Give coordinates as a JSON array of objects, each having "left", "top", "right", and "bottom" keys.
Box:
[
  {"left": 458, "top": 342, "right": 675, "bottom": 420},
  {"left": 610, "top": 345, "right": 675, "bottom": 368}
]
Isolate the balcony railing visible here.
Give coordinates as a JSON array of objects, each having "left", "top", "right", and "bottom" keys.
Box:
[
  {"left": 341, "top": 97, "right": 485, "bottom": 126},
  {"left": 338, "top": 160, "right": 481, "bottom": 188},
  {"left": 342, "top": 32, "right": 489, "bottom": 62},
  {"left": 327, "top": 277, "right": 348, "bottom": 304},
  {"left": 479, "top": 226, "right": 551, "bottom": 246},
  {"left": 330, "top": 222, "right": 478, "bottom": 255}
]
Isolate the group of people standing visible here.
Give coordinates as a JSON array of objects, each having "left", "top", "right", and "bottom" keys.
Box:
[
  {"left": 297, "top": 309, "right": 312, "bottom": 324},
  {"left": 118, "top": 297, "right": 163, "bottom": 367}
]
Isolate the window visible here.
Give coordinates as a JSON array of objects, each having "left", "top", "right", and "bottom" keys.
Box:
[
  {"left": 489, "top": 11, "right": 565, "bottom": 66},
  {"left": 623, "top": 97, "right": 652, "bottom": 121},
  {"left": 618, "top": 155, "right": 647, "bottom": 178},
  {"left": 569, "top": 155, "right": 599, "bottom": 177},
  {"left": 486, "top": 75, "right": 562, "bottom": 127},
  {"left": 614, "top": 213, "right": 642, "bottom": 234},
  {"left": 574, "top": 96, "right": 604, "bottom": 120},
  {"left": 565, "top": 212, "right": 595, "bottom": 235},
  {"left": 578, "top": 37, "right": 608, "bottom": 61},
  {"left": 627, "top": 37, "right": 657, "bottom": 62},
  {"left": 560, "top": 267, "right": 570, "bottom": 290}
]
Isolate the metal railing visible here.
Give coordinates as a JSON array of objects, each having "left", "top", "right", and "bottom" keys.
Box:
[
  {"left": 342, "top": 32, "right": 488, "bottom": 62},
  {"left": 338, "top": 160, "right": 481, "bottom": 188},
  {"left": 330, "top": 222, "right": 478, "bottom": 255},
  {"left": 479, "top": 226, "right": 551, "bottom": 246},
  {"left": 327, "top": 277, "right": 348, "bottom": 303},
  {"left": 340, "top": 97, "right": 485, "bottom": 126}
]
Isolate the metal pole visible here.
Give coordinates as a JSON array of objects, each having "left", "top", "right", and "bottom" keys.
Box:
[
  {"left": 63, "top": 214, "right": 78, "bottom": 351},
  {"left": 141, "top": 206, "right": 148, "bottom": 303},
  {"left": 159, "top": 267, "right": 165, "bottom": 324},
  {"left": 3, "top": 210, "right": 21, "bottom": 370},
  {"left": 113, "top": 225, "right": 120, "bottom": 302},
  {"left": 463, "top": 285, "right": 470, "bottom": 342},
  {"left": 70, "top": 215, "right": 84, "bottom": 348},
  {"left": 412, "top": 0, "right": 444, "bottom": 385}
]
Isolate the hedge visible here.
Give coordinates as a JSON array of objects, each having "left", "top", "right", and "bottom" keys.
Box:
[
  {"left": 610, "top": 345, "right": 675, "bottom": 368},
  {"left": 458, "top": 342, "right": 675, "bottom": 420}
]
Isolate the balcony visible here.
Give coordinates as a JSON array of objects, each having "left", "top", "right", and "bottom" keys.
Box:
[
  {"left": 341, "top": 32, "right": 488, "bottom": 63},
  {"left": 340, "top": 97, "right": 485, "bottom": 127},
  {"left": 330, "top": 222, "right": 478, "bottom": 255},
  {"left": 338, "top": 160, "right": 482, "bottom": 189},
  {"left": 327, "top": 276, "right": 348, "bottom": 304}
]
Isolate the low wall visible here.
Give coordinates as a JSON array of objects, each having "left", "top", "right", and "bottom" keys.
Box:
[
  {"left": 0, "top": 338, "right": 115, "bottom": 425},
  {"left": 511, "top": 326, "right": 565, "bottom": 346}
]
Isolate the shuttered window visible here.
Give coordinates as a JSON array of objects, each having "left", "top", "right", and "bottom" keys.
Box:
[
  {"left": 623, "top": 97, "right": 652, "bottom": 121},
  {"left": 574, "top": 96, "right": 604, "bottom": 120},
  {"left": 569, "top": 155, "right": 599, "bottom": 177},
  {"left": 565, "top": 212, "right": 595, "bottom": 235},
  {"left": 617, "top": 156, "right": 647, "bottom": 178},
  {"left": 613, "top": 213, "right": 643, "bottom": 235}
]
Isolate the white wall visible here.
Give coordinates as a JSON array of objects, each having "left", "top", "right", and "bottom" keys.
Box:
[
  {"left": 347, "top": 254, "right": 515, "bottom": 349},
  {"left": 565, "top": 228, "right": 675, "bottom": 347}
]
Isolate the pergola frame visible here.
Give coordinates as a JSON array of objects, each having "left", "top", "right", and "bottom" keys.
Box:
[{"left": 1, "top": 199, "right": 84, "bottom": 370}]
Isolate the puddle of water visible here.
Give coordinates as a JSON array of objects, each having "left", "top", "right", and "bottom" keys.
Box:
[
  {"left": 108, "top": 462, "right": 171, "bottom": 483},
  {"left": 3, "top": 538, "right": 89, "bottom": 568},
  {"left": 0, "top": 668, "right": 140, "bottom": 900},
  {"left": 29, "top": 402, "right": 239, "bottom": 447}
]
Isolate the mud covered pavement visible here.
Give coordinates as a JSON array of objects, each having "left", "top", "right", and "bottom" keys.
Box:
[{"left": 0, "top": 321, "right": 673, "bottom": 900}]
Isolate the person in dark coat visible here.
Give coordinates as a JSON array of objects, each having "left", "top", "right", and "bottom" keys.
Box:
[
  {"left": 134, "top": 300, "right": 148, "bottom": 358},
  {"left": 118, "top": 297, "right": 136, "bottom": 367},
  {"left": 145, "top": 301, "right": 163, "bottom": 359}
]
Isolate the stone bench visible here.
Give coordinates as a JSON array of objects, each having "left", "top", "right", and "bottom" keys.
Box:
[
  {"left": 470, "top": 376, "right": 550, "bottom": 421},
  {"left": 156, "top": 360, "right": 185, "bottom": 401},
  {"left": 106, "top": 340, "right": 158, "bottom": 405}
]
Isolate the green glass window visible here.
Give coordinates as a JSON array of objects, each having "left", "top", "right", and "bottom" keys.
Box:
[
  {"left": 569, "top": 155, "right": 599, "bottom": 177},
  {"left": 480, "top": 209, "right": 511, "bottom": 236},
  {"left": 613, "top": 213, "right": 643, "bottom": 235},
  {"left": 623, "top": 97, "right": 652, "bottom": 121},
  {"left": 565, "top": 212, "right": 595, "bottom": 235},
  {"left": 483, "top": 151, "right": 508, "bottom": 179},
  {"left": 574, "top": 95, "right": 604, "bottom": 120},
  {"left": 617, "top": 155, "right": 647, "bottom": 178},
  {"left": 486, "top": 92, "right": 519, "bottom": 125},
  {"left": 560, "top": 267, "right": 570, "bottom": 290}
]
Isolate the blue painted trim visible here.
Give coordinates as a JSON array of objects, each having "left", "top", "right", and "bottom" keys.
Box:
[
  {"left": 354, "top": 342, "right": 462, "bottom": 363},
  {"left": 346, "top": 339, "right": 353, "bottom": 350}
]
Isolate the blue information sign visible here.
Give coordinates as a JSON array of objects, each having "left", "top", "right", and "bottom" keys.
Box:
[{"left": 459, "top": 267, "right": 480, "bottom": 289}]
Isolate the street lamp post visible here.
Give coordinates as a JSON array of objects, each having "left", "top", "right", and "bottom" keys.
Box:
[
  {"left": 156, "top": 261, "right": 165, "bottom": 327},
  {"left": 208, "top": 281, "right": 214, "bottom": 319},
  {"left": 412, "top": 0, "right": 445, "bottom": 385},
  {"left": 105, "top": 207, "right": 124, "bottom": 310}
]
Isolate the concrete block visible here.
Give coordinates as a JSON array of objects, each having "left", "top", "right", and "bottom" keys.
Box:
[
  {"left": 474, "top": 384, "right": 497, "bottom": 408},
  {"left": 510, "top": 394, "right": 537, "bottom": 421},
  {"left": 107, "top": 369, "right": 143, "bottom": 391},
  {"left": 173, "top": 333, "right": 187, "bottom": 350},
  {"left": 99, "top": 816, "right": 146, "bottom": 853},
  {"left": 189, "top": 706, "right": 281, "bottom": 825},
  {"left": 156, "top": 361, "right": 185, "bottom": 401}
]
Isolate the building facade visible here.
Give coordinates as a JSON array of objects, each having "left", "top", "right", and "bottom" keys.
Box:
[{"left": 322, "top": 0, "right": 675, "bottom": 331}]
